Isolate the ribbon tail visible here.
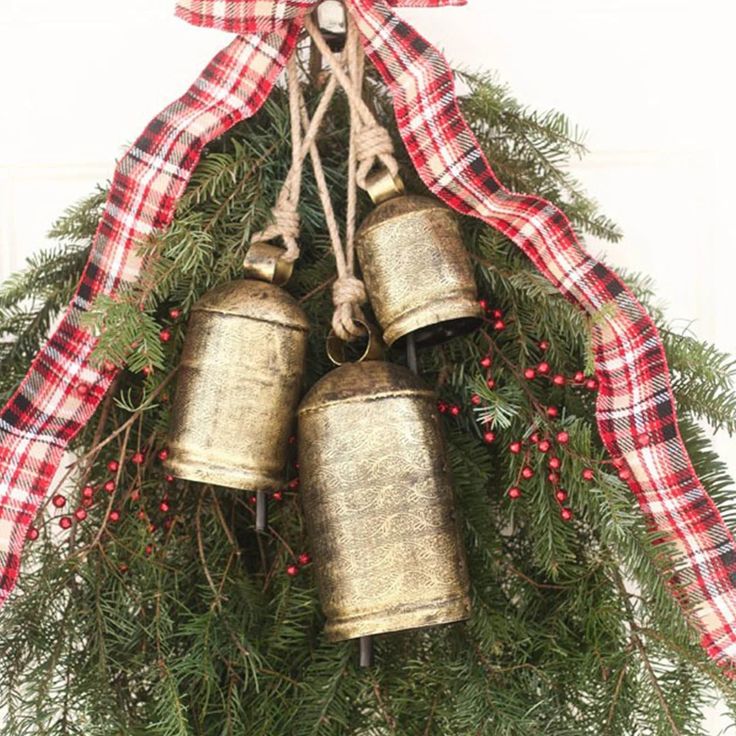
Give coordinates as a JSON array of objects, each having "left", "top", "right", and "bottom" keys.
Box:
[
  {"left": 348, "top": 0, "right": 736, "bottom": 672},
  {"left": 0, "top": 24, "right": 301, "bottom": 605}
]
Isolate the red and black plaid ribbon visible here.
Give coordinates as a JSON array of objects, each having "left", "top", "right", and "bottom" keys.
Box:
[{"left": 1, "top": 0, "right": 735, "bottom": 672}]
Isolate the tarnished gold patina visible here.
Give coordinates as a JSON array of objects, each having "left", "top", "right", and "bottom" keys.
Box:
[
  {"left": 166, "top": 245, "right": 309, "bottom": 492},
  {"left": 298, "top": 361, "right": 471, "bottom": 641},
  {"left": 355, "top": 191, "right": 483, "bottom": 347}
]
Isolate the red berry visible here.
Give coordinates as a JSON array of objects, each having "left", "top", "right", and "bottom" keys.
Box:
[
  {"left": 104, "top": 480, "right": 116, "bottom": 493},
  {"left": 449, "top": 405, "right": 461, "bottom": 417},
  {"left": 478, "top": 299, "right": 489, "bottom": 311},
  {"left": 137, "top": 510, "right": 147, "bottom": 521},
  {"left": 109, "top": 510, "right": 121, "bottom": 523},
  {"left": 169, "top": 308, "right": 181, "bottom": 320},
  {"left": 521, "top": 467, "right": 534, "bottom": 480},
  {"left": 547, "top": 472, "right": 560, "bottom": 484},
  {"left": 530, "top": 433, "right": 539, "bottom": 444},
  {"left": 159, "top": 329, "right": 172, "bottom": 343},
  {"left": 148, "top": 523, "right": 157, "bottom": 534},
  {"left": 288, "top": 478, "right": 300, "bottom": 490},
  {"left": 74, "top": 508, "right": 88, "bottom": 522},
  {"left": 145, "top": 545, "right": 153, "bottom": 556},
  {"left": 131, "top": 452, "right": 145, "bottom": 465},
  {"left": 82, "top": 485, "right": 95, "bottom": 500},
  {"left": 272, "top": 491, "right": 283, "bottom": 502},
  {"left": 537, "top": 362, "right": 551, "bottom": 375},
  {"left": 27, "top": 527, "right": 39, "bottom": 541},
  {"left": 508, "top": 487, "right": 522, "bottom": 500},
  {"left": 537, "top": 440, "right": 551, "bottom": 453},
  {"left": 298, "top": 553, "right": 311, "bottom": 566},
  {"left": 165, "top": 474, "right": 175, "bottom": 484},
  {"left": 76, "top": 382, "right": 90, "bottom": 397},
  {"left": 52, "top": 494, "right": 66, "bottom": 508},
  {"left": 157, "top": 448, "right": 169, "bottom": 462},
  {"left": 286, "top": 564, "right": 299, "bottom": 577},
  {"left": 486, "top": 378, "right": 496, "bottom": 390},
  {"left": 524, "top": 368, "right": 536, "bottom": 380},
  {"left": 142, "top": 366, "right": 154, "bottom": 377},
  {"left": 582, "top": 468, "right": 595, "bottom": 481},
  {"left": 483, "top": 431, "right": 496, "bottom": 444},
  {"left": 437, "top": 401, "right": 448, "bottom": 414},
  {"left": 539, "top": 340, "right": 550, "bottom": 351},
  {"left": 118, "top": 563, "right": 129, "bottom": 574},
  {"left": 547, "top": 406, "right": 559, "bottom": 419},
  {"left": 493, "top": 320, "right": 506, "bottom": 331},
  {"left": 573, "top": 371, "right": 585, "bottom": 384},
  {"left": 130, "top": 489, "right": 141, "bottom": 502},
  {"left": 509, "top": 441, "right": 522, "bottom": 454},
  {"left": 480, "top": 356, "right": 492, "bottom": 368},
  {"left": 585, "top": 378, "right": 599, "bottom": 391},
  {"left": 552, "top": 374, "right": 565, "bottom": 387},
  {"left": 548, "top": 457, "right": 561, "bottom": 470},
  {"left": 560, "top": 508, "right": 573, "bottom": 522},
  {"left": 59, "top": 516, "right": 72, "bottom": 530},
  {"left": 471, "top": 394, "right": 482, "bottom": 406},
  {"left": 492, "top": 309, "right": 503, "bottom": 319},
  {"left": 556, "top": 431, "right": 570, "bottom": 445},
  {"left": 159, "top": 501, "right": 171, "bottom": 513},
  {"left": 248, "top": 495, "right": 257, "bottom": 505},
  {"left": 555, "top": 489, "right": 568, "bottom": 503},
  {"left": 107, "top": 460, "right": 119, "bottom": 473}
]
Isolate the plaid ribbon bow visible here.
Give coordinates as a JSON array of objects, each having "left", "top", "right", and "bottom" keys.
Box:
[{"left": 1, "top": 0, "right": 735, "bottom": 672}]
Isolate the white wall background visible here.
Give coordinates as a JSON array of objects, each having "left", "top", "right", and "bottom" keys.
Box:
[{"left": 0, "top": 1, "right": 735, "bottom": 731}]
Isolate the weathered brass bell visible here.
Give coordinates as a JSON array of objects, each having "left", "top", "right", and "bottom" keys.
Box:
[
  {"left": 298, "top": 357, "right": 471, "bottom": 642},
  {"left": 355, "top": 170, "right": 483, "bottom": 347},
  {"left": 166, "top": 243, "right": 309, "bottom": 494}
]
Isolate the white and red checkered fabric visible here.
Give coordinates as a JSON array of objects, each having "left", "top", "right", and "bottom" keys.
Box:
[{"left": 1, "top": 0, "right": 734, "bottom": 673}]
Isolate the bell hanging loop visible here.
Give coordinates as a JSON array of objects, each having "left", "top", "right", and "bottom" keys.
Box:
[{"left": 326, "top": 319, "right": 385, "bottom": 366}]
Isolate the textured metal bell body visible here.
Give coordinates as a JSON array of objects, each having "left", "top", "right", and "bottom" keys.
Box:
[
  {"left": 355, "top": 194, "right": 483, "bottom": 347},
  {"left": 166, "top": 279, "right": 309, "bottom": 491},
  {"left": 298, "top": 361, "right": 471, "bottom": 642}
]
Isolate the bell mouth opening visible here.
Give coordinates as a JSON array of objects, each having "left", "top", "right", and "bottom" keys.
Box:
[{"left": 396, "top": 316, "right": 483, "bottom": 349}]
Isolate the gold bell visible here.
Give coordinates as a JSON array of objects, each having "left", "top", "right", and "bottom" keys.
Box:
[
  {"left": 166, "top": 243, "right": 309, "bottom": 495},
  {"left": 298, "top": 340, "right": 471, "bottom": 642},
  {"left": 355, "top": 170, "right": 483, "bottom": 347}
]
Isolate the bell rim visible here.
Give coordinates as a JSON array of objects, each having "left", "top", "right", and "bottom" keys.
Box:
[
  {"left": 383, "top": 297, "right": 484, "bottom": 347},
  {"left": 323, "top": 594, "right": 472, "bottom": 642}
]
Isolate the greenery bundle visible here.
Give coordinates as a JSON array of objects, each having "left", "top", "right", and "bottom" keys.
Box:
[{"left": 0, "top": 70, "right": 735, "bottom": 735}]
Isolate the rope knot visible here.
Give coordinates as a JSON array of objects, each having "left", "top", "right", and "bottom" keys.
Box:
[
  {"left": 355, "top": 124, "right": 394, "bottom": 164},
  {"left": 332, "top": 276, "right": 367, "bottom": 308},
  {"left": 250, "top": 199, "right": 301, "bottom": 261}
]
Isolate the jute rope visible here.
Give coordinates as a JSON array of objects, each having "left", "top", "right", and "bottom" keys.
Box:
[{"left": 253, "top": 6, "right": 399, "bottom": 340}]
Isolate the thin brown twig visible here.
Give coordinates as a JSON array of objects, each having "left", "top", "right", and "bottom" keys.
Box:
[{"left": 195, "top": 495, "right": 222, "bottom": 607}]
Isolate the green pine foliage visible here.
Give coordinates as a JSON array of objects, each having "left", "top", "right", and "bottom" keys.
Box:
[{"left": 1, "top": 71, "right": 735, "bottom": 735}]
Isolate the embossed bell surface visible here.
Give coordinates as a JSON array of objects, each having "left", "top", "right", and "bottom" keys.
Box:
[
  {"left": 167, "top": 279, "right": 309, "bottom": 491},
  {"left": 355, "top": 194, "right": 483, "bottom": 347},
  {"left": 298, "top": 361, "right": 471, "bottom": 641}
]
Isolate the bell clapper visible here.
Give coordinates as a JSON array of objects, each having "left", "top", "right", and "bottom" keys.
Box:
[
  {"left": 359, "top": 636, "right": 374, "bottom": 668},
  {"left": 406, "top": 333, "right": 418, "bottom": 375},
  {"left": 255, "top": 491, "right": 268, "bottom": 533}
]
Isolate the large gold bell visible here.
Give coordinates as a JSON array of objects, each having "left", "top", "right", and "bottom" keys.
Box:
[
  {"left": 298, "top": 359, "right": 471, "bottom": 641},
  {"left": 355, "top": 171, "right": 483, "bottom": 347},
  {"left": 166, "top": 244, "right": 309, "bottom": 492}
]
